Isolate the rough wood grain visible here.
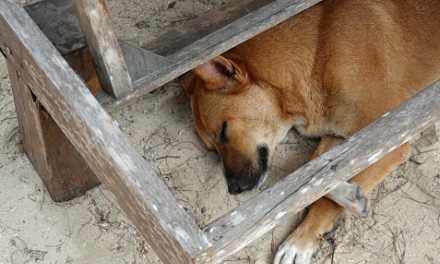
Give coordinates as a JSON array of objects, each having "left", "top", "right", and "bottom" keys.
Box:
[
  {"left": 142, "top": 0, "right": 273, "bottom": 56},
  {"left": 7, "top": 61, "right": 100, "bottom": 202},
  {"left": 57, "top": 42, "right": 173, "bottom": 110},
  {"left": 4, "top": 1, "right": 440, "bottom": 263},
  {"left": 73, "top": 0, "right": 132, "bottom": 99},
  {"left": 24, "top": 0, "right": 84, "bottom": 54},
  {"left": 23, "top": 0, "right": 323, "bottom": 112},
  {"left": 24, "top": 0, "right": 173, "bottom": 80},
  {"left": 87, "top": 42, "right": 174, "bottom": 110},
  {"left": 119, "top": 41, "right": 173, "bottom": 83},
  {"left": 24, "top": 0, "right": 171, "bottom": 110},
  {"left": 199, "top": 79, "right": 440, "bottom": 262},
  {"left": 0, "top": 1, "right": 210, "bottom": 263},
  {"left": 102, "top": 0, "right": 324, "bottom": 111}
]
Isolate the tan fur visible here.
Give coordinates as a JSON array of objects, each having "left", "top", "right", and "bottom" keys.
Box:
[{"left": 181, "top": 0, "right": 440, "bottom": 261}]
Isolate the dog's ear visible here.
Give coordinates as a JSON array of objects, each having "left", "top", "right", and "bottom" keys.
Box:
[
  {"left": 193, "top": 55, "right": 249, "bottom": 92},
  {"left": 179, "top": 71, "right": 196, "bottom": 98}
]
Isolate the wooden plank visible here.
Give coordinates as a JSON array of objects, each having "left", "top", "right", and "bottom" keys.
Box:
[
  {"left": 7, "top": 62, "right": 50, "bottom": 188},
  {"left": 0, "top": 2, "right": 210, "bottom": 264},
  {"left": 62, "top": 43, "right": 173, "bottom": 98},
  {"left": 119, "top": 41, "right": 173, "bottom": 83},
  {"left": 5, "top": 1, "right": 439, "bottom": 263},
  {"left": 24, "top": 0, "right": 171, "bottom": 109},
  {"left": 24, "top": 0, "right": 84, "bottom": 54},
  {"left": 198, "top": 79, "right": 440, "bottom": 262},
  {"left": 142, "top": 0, "right": 274, "bottom": 56},
  {"left": 73, "top": 0, "right": 132, "bottom": 99},
  {"left": 7, "top": 61, "right": 100, "bottom": 202},
  {"left": 101, "top": 0, "right": 324, "bottom": 111},
  {"left": 84, "top": 42, "right": 175, "bottom": 109},
  {"left": 25, "top": 0, "right": 172, "bottom": 87},
  {"left": 23, "top": 0, "right": 323, "bottom": 112}
]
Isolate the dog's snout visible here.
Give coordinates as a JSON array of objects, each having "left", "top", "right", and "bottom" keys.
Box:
[
  {"left": 258, "top": 145, "right": 269, "bottom": 171},
  {"left": 223, "top": 148, "right": 270, "bottom": 194},
  {"left": 226, "top": 177, "right": 252, "bottom": 194}
]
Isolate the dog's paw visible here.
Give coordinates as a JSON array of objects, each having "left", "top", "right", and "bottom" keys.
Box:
[{"left": 274, "top": 240, "right": 316, "bottom": 264}]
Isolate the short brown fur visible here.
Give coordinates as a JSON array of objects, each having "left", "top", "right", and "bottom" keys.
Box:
[{"left": 181, "top": 0, "right": 440, "bottom": 262}]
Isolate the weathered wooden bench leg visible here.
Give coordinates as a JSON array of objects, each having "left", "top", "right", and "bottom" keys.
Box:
[
  {"left": 73, "top": 0, "right": 132, "bottom": 99},
  {"left": 7, "top": 61, "right": 100, "bottom": 202}
]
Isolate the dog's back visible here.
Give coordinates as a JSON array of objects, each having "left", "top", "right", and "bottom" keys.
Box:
[{"left": 227, "top": 0, "right": 440, "bottom": 136}]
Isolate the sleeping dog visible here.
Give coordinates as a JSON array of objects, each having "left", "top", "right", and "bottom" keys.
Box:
[{"left": 180, "top": 0, "right": 440, "bottom": 263}]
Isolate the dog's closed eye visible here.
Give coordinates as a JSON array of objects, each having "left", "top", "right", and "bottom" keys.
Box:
[{"left": 219, "top": 122, "right": 228, "bottom": 143}]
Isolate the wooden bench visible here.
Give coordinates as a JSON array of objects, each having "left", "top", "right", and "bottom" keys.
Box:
[{"left": 1, "top": 0, "right": 439, "bottom": 263}]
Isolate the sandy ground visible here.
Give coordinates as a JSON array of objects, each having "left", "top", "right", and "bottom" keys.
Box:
[{"left": 1, "top": 1, "right": 440, "bottom": 263}]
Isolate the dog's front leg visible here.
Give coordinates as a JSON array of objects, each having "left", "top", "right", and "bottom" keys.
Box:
[
  {"left": 310, "top": 137, "right": 371, "bottom": 218},
  {"left": 274, "top": 197, "right": 343, "bottom": 264},
  {"left": 274, "top": 137, "right": 411, "bottom": 264}
]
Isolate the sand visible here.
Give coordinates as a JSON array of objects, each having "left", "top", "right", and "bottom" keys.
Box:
[{"left": 1, "top": 1, "right": 439, "bottom": 263}]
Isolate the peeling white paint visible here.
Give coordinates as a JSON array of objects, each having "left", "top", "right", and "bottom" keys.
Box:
[
  {"left": 313, "top": 179, "right": 323, "bottom": 186},
  {"left": 173, "top": 226, "right": 191, "bottom": 243},
  {"left": 400, "top": 131, "right": 409, "bottom": 139},
  {"left": 275, "top": 211, "right": 286, "bottom": 219},
  {"left": 368, "top": 150, "right": 383, "bottom": 162},
  {"left": 112, "top": 119, "right": 121, "bottom": 128},
  {"left": 108, "top": 147, "right": 137, "bottom": 174},
  {"left": 300, "top": 187, "right": 309, "bottom": 194},
  {"left": 231, "top": 213, "right": 245, "bottom": 226}
]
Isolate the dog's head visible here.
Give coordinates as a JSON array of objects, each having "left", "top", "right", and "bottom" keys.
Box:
[{"left": 181, "top": 55, "right": 291, "bottom": 194}]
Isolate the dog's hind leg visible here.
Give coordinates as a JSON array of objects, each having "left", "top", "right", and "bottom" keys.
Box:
[{"left": 274, "top": 137, "right": 411, "bottom": 264}]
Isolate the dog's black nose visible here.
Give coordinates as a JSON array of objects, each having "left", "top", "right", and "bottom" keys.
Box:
[
  {"left": 224, "top": 161, "right": 258, "bottom": 194},
  {"left": 227, "top": 178, "right": 242, "bottom": 194},
  {"left": 227, "top": 178, "right": 253, "bottom": 194}
]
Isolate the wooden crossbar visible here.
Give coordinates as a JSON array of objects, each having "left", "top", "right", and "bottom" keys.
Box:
[
  {"left": 201, "top": 79, "right": 440, "bottom": 261},
  {"left": 2, "top": 0, "right": 440, "bottom": 264},
  {"left": 0, "top": 1, "right": 209, "bottom": 263},
  {"left": 24, "top": 0, "right": 323, "bottom": 112}
]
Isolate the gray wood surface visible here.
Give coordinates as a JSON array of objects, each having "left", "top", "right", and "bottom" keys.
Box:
[
  {"left": 103, "top": 0, "right": 324, "bottom": 111},
  {"left": 119, "top": 41, "right": 173, "bottom": 83},
  {"left": 82, "top": 41, "right": 175, "bottom": 110},
  {"left": 24, "top": 0, "right": 84, "bottom": 54},
  {"left": 0, "top": 1, "right": 210, "bottom": 263},
  {"left": 143, "top": 0, "right": 273, "bottom": 56},
  {"left": 23, "top": 0, "right": 323, "bottom": 112},
  {"left": 24, "top": 0, "right": 171, "bottom": 109},
  {"left": 3, "top": 0, "right": 440, "bottom": 263},
  {"left": 199, "top": 79, "right": 440, "bottom": 262},
  {"left": 73, "top": 0, "right": 132, "bottom": 99},
  {"left": 8, "top": 61, "right": 101, "bottom": 202}
]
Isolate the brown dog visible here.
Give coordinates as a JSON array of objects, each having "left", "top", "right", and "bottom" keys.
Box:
[{"left": 180, "top": 0, "right": 440, "bottom": 263}]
